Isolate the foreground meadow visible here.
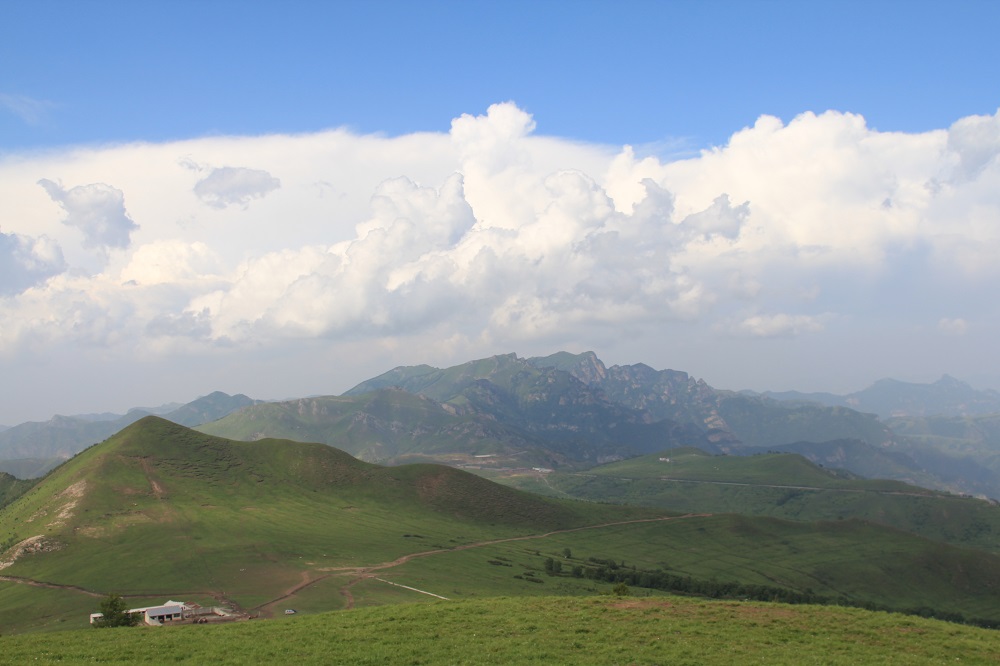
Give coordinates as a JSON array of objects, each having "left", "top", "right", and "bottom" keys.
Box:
[{"left": 1, "top": 595, "right": 998, "bottom": 665}]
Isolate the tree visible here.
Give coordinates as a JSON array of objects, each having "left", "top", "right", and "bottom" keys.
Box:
[
  {"left": 562, "top": 548, "right": 572, "bottom": 559},
  {"left": 612, "top": 582, "right": 630, "bottom": 597},
  {"left": 92, "top": 593, "right": 141, "bottom": 628}
]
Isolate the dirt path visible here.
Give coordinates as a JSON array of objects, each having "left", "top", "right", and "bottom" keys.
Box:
[
  {"left": 334, "top": 513, "right": 710, "bottom": 608},
  {"left": 1, "top": 514, "right": 709, "bottom": 615},
  {"left": 252, "top": 570, "right": 331, "bottom": 617},
  {"left": 0, "top": 574, "right": 106, "bottom": 597}
]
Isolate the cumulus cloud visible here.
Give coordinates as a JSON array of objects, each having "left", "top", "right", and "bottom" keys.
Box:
[
  {"left": 0, "top": 230, "right": 66, "bottom": 295},
  {"left": 37, "top": 179, "right": 138, "bottom": 251},
  {"left": 193, "top": 166, "right": 281, "bottom": 209}
]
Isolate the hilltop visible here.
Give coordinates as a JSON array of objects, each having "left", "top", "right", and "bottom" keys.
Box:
[{"left": 0, "top": 392, "right": 260, "bottom": 479}]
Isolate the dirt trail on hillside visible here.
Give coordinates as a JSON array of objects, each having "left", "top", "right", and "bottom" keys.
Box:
[
  {"left": 0, "top": 574, "right": 105, "bottom": 597},
  {"left": 334, "top": 513, "right": 710, "bottom": 609},
  {"left": 252, "top": 570, "right": 331, "bottom": 617},
  {"left": 1, "top": 514, "right": 709, "bottom": 615}
]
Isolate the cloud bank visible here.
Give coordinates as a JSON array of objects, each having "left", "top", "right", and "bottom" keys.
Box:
[{"left": 1, "top": 102, "right": 999, "bottom": 420}]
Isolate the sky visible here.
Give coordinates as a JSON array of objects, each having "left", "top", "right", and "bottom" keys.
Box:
[{"left": 2, "top": 0, "right": 1000, "bottom": 424}]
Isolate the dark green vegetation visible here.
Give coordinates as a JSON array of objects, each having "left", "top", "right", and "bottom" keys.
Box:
[
  {"left": 0, "top": 392, "right": 259, "bottom": 478},
  {"left": 0, "top": 471, "right": 33, "bottom": 509},
  {"left": 494, "top": 447, "right": 1000, "bottom": 553},
  {"left": 2, "top": 596, "right": 999, "bottom": 665},
  {"left": 91, "top": 593, "right": 141, "bottom": 628}
]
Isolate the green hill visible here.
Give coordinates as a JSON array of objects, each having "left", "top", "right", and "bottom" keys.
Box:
[
  {"left": 4, "top": 417, "right": 1000, "bottom": 635},
  {"left": 2, "top": 596, "right": 999, "bottom": 665},
  {"left": 0, "top": 393, "right": 260, "bottom": 479},
  {"left": 1, "top": 417, "right": 646, "bottom": 631},
  {"left": 492, "top": 448, "right": 1000, "bottom": 553}
]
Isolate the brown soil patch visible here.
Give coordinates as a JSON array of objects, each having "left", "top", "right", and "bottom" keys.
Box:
[{"left": 0, "top": 536, "right": 60, "bottom": 570}]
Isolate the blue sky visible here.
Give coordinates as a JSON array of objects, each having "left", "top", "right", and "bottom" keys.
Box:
[
  {"left": 2, "top": 1, "right": 1000, "bottom": 424},
  {"left": 5, "top": 1, "right": 998, "bottom": 151}
]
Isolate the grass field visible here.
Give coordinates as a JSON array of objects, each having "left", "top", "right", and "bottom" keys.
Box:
[
  {"left": 1, "top": 595, "right": 998, "bottom": 665},
  {"left": 489, "top": 448, "right": 1000, "bottom": 553}
]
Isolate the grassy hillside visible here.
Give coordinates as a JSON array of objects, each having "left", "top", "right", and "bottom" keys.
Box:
[
  {"left": 491, "top": 448, "right": 1000, "bottom": 553},
  {"left": 0, "top": 417, "right": 651, "bottom": 631},
  {"left": 1, "top": 596, "right": 999, "bottom": 665}
]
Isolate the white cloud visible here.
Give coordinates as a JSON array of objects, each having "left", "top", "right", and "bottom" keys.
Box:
[
  {"left": 193, "top": 166, "right": 281, "bottom": 209},
  {"left": 37, "top": 179, "right": 138, "bottom": 251},
  {"left": 733, "top": 313, "right": 829, "bottom": 338},
  {"left": 0, "top": 230, "right": 66, "bottom": 295}
]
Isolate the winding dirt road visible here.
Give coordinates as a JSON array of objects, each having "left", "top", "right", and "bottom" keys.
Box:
[{"left": 1, "top": 513, "right": 710, "bottom": 615}]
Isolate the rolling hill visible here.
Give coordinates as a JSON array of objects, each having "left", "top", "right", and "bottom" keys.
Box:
[
  {"left": 492, "top": 447, "right": 1000, "bottom": 553},
  {"left": 3, "top": 418, "right": 1000, "bottom": 635}
]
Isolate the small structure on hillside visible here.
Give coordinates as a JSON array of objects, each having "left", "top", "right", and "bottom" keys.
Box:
[{"left": 90, "top": 600, "right": 232, "bottom": 627}]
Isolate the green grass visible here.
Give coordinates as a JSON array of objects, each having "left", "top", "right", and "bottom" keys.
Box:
[
  {"left": 492, "top": 448, "right": 1000, "bottom": 553},
  {"left": 0, "top": 417, "right": 655, "bottom": 630},
  {"left": 1, "top": 596, "right": 999, "bottom": 664},
  {"left": 374, "top": 513, "right": 1000, "bottom": 623}
]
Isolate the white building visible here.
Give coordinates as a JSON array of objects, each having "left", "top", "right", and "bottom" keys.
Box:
[{"left": 90, "top": 600, "right": 186, "bottom": 626}]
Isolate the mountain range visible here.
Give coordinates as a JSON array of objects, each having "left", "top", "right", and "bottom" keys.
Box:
[{"left": 4, "top": 352, "right": 1000, "bottom": 500}]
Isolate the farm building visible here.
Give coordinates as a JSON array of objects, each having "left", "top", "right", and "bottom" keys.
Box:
[{"left": 90, "top": 600, "right": 187, "bottom": 626}]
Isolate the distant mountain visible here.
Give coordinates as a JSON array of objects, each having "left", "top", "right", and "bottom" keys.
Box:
[
  {"left": 765, "top": 375, "right": 1000, "bottom": 419},
  {"left": 527, "top": 351, "right": 894, "bottom": 450},
  {"left": 0, "top": 392, "right": 261, "bottom": 477},
  {"left": 205, "top": 354, "right": 714, "bottom": 467}
]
